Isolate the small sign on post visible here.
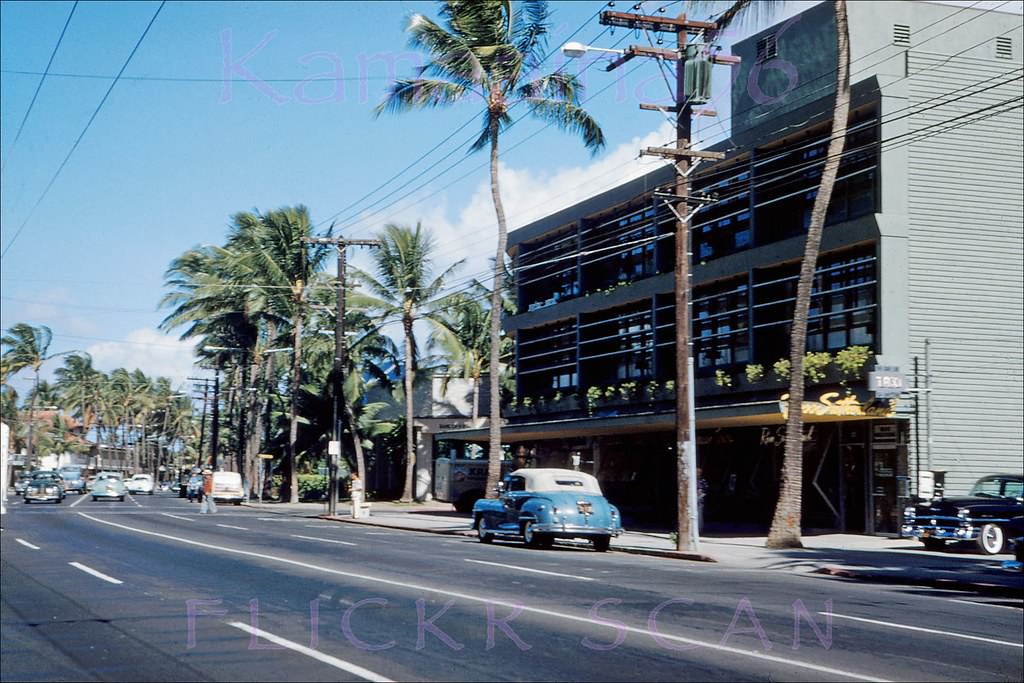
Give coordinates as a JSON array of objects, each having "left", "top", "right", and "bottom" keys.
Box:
[{"left": 869, "top": 366, "right": 905, "bottom": 398}]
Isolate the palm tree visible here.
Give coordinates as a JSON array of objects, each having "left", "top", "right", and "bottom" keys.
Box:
[
  {"left": 55, "top": 353, "right": 102, "bottom": 441},
  {"left": 376, "top": 0, "right": 605, "bottom": 497},
  {"left": 226, "top": 206, "right": 332, "bottom": 502},
  {"left": 354, "top": 222, "right": 462, "bottom": 502},
  {"left": 2, "top": 323, "right": 58, "bottom": 463},
  {"left": 701, "top": 0, "right": 850, "bottom": 548}
]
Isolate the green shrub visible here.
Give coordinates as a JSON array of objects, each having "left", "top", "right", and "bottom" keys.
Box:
[
  {"left": 714, "top": 369, "right": 733, "bottom": 388},
  {"left": 773, "top": 358, "right": 791, "bottom": 380},
  {"left": 745, "top": 364, "right": 765, "bottom": 383},
  {"left": 298, "top": 474, "right": 328, "bottom": 502},
  {"left": 804, "top": 351, "right": 833, "bottom": 383},
  {"left": 835, "top": 345, "right": 872, "bottom": 381}
]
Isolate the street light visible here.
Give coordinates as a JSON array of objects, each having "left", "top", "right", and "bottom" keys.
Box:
[{"left": 561, "top": 41, "right": 625, "bottom": 58}]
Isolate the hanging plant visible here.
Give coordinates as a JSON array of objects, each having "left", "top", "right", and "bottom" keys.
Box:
[
  {"left": 714, "top": 369, "right": 734, "bottom": 388},
  {"left": 804, "top": 351, "right": 833, "bottom": 384},
  {"left": 586, "top": 386, "right": 602, "bottom": 415},
  {"left": 835, "top": 345, "right": 872, "bottom": 381},
  {"left": 772, "top": 358, "right": 791, "bottom": 381},
  {"left": 745, "top": 363, "right": 765, "bottom": 383}
]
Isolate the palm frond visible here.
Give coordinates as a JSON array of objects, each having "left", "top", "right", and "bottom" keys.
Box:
[
  {"left": 524, "top": 98, "right": 605, "bottom": 153},
  {"left": 375, "top": 79, "right": 469, "bottom": 117}
]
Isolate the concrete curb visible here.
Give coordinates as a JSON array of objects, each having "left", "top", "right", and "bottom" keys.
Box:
[
  {"left": 318, "top": 513, "right": 717, "bottom": 561},
  {"left": 815, "top": 564, "right": 1024, "bottom": 598}
]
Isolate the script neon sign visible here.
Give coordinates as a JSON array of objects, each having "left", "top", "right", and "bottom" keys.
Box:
[{"left": 779, "top": 391, "right": 896, "bottom": 419}]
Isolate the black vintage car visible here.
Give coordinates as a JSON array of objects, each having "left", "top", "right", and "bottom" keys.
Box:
[{"left": 903, "top": 474, "right": 1024, "bottom": 555}]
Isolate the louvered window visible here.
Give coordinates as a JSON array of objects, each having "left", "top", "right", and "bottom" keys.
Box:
[
  {"left": 756, "top": 34, "right": 777, "bottom": 63},
  {"left": 996, "top": 36, "right": 1012, "bottom": 60},
  {"left": 893, "top": 24, "right": 910, "bottom": 47}
]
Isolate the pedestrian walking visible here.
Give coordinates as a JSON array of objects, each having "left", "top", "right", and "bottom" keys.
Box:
[{"left": 199, "top": 469, "right": 217, "bottom": 514}]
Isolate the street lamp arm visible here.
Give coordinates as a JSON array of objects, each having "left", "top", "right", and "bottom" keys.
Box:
[{"left": 561, "top": 41, "right": 625, "bottom": 58}]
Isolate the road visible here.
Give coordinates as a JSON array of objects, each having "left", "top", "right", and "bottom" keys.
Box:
[{"left": 2, "top": 491, "right": 1021, "bottom": 682}]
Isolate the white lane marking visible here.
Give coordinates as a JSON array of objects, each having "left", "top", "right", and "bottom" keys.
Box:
[
  {"left": 16, "top": 538, "right": 40, "bottom": 550},
  {"left": 217, "top": 524, "right": 248, "bottom": 531},
  {"left": 69, "top": 561, "right": 123, "bottom": 585},
  {"left": 226, "top": 621, "right": 391, "bottom": 682},
  {"left": 363, "top": 532, "right": 395, "bottom": 536},
  {"left": 75, "top": 512, "right": 887, "bottom": 682},
  {"left": 69, "top": 494, "right": 88, "bottom": 508},
  {"left": 161, "top": 513, "right": 194, "bottom": 522},
  {"left": 464, "top": 558, "right": 595, "bottom": 581},
  {"left": 292, "top": 534, "right": 357, "bottom": 546},
  {"left": 822, "top": 612, "right": 1023, "bottom": 649},
  {"left": 948, "top": 598, "right": 1024, "bottom": 611}
]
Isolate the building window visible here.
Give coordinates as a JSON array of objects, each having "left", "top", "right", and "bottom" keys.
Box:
[
  {"left": 756, "top": 34, "right": 777, "bottom": 63},
  {"left": 581, "top": 205, "right": 659, "bottom": 293},
  {"left": 692, "top": 278, "right": 750, "bottom": 374},
  {"left": 518, "top": 228, "right": 579, "bottom": 313},
  {"left": 518, "top": 320, "right": 577, "bottom": 398},
  {"left": 580, "top": 301, "right": 654, "bottom": 386},
  {"left": 753, "top": 246, "right": 878, "bottom": 362}
]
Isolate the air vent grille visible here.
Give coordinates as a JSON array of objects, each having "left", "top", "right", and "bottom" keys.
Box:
[
  {"left": 893, "top": 24, "right": 910, "bottom": 47},
  {"left": 756, "top": 34, "right": 777, "bottom": 63},
  {"left": 995, "top": 36, "right": 1012, "bottom": 60}
]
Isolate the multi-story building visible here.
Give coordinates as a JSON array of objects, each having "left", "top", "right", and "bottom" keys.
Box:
[{"left": 437, "top": 1, "right": 1023, "bottom": 534}]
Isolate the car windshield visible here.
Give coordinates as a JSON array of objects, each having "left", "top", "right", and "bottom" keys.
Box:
[
  {"left": 969, "top": 476, "right": 1023, "bottom": 499},
  {"left": 132, "top": 475, "right": 150, "bottom": 481}
]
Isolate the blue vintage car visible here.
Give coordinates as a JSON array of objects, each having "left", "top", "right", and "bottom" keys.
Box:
[{"left": 472, "top": 468, "right": 622, "bottom": 551}]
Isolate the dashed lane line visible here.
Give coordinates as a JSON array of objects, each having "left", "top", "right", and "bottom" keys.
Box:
[
  {"left": 463, "top": 558, "right": 595, "bottom": 581},
  {"left": 69, "top": 561, "right": 123, "bottom": 585},
  {"left": 15, "top": 538, "right": 40, "bottom": 550},
  {"left": 291, "top": 534, "right": 357, "bottom": 546},
  {"left": 822, "top": 612, "right": 1023, "bottom": 649}
]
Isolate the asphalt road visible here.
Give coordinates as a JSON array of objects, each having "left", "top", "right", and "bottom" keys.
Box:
[{"left": 2, "top": 491, "right": 1022, "bottom": 682}]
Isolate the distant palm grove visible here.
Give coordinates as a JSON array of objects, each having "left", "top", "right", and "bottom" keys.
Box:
[{"left": 2, "top": 206, "right": 503, "bottom": 503}]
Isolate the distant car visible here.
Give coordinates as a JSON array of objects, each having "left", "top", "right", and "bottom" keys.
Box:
[
  {"left": 13, "top": 472, "right": 33, "bottom": 496},
  {"left": 186, "top": 474, "right": 204, "bottom": 502},
  {"left": 472, "top": 468, "right": 622, "bottom": 551},
  {"left": 211, "top": 471, "right": 245, "bottom": 505},
  {"left": 86, "top": 475, "right": 98, "bottom": 491},
  {"left": 91, "top": 472, "right": 126, "bottom": 502},
  {"left": 903, "top": 473, "right": 1024, "bottom": 555},
  {"left": 58, "top": 466, "right": 87, "bottom": 494},
  {"left": 24, "top": 471, "right": 65, "bottom": 504},
  {"left": 126, "top": 474, "right": 155, "bottom": 495}
]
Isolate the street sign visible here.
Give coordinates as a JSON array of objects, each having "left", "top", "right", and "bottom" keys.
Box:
[
  {"left": 869, "top": 366, "right": 905, "bottom": 398},
  {"left": 257, "top": 453, "right": 275, "bottom": 459},
  {"left": 328, "top": 440, "right": 341, "bottom": 456}
]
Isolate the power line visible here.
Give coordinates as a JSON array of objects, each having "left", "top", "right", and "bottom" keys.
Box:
[
  {"left": 0, "top": 1, "right": 78, "bottom": 176},
  {"left": 0, "top": 1, "right": 167, "bottom": 261}
]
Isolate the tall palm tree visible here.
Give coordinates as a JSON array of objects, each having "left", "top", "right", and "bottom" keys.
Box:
[
  {"left": 376, "top": 0, "right": 605, "bottom": 497},
  {"left": 2, "top": 323, "right": 57, "bottom": 463},
  {"left": 226, "top": 206, "right": 332, "bottom": 503},
  {"left": 701, "top": 0, "right": 850, "bottom": 548},
  {"left": 354, "top": 222, "right": 462, "bottom": 502},
  {"left": 55, "top": 353, "right": 101, "bottom": 441}
]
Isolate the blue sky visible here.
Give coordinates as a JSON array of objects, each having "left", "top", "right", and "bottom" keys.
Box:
[{"left": 1, "top": 0, "right": 1018, "bottom": 397}]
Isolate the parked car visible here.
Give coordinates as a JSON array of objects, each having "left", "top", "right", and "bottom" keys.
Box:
[
  {"left": 24, "top": 471, "right": 65, "bottom": 504},
  {"left": 58, "top": 466, "right": 87, "bottom": 494},
  {"left": 126, "top": 474, "right": 155, "bottom": 495},
  {"left": 91, "top": 472, "right": 127, "bottom": 502},
  {"left": 211, "top": 471, "right": 245, "bottom": 505},
  {"left": 472, "top": 468, "right": 622, "bottom": 551},
  {"left": 903, "top": 473, "right": 1024, "bottom": 555},
  {"left": 86, "top": 475, "right": 98, "bottom": 491}
]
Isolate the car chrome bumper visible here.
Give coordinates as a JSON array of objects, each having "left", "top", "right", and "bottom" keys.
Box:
[
  {"left": 902, "top": 524, "right": 979, "bottom": 541},
  {"left": 534, "top": 522, "right": 622, "bottom": 538}
]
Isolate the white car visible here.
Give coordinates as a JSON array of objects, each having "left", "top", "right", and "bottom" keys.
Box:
[{"left": 126, "top": 474, "right": 155, "bottom": 495}]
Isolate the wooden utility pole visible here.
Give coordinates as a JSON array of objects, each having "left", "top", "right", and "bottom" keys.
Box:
[
  {"left": 304, "top": 235, "right": 380, "bottom": 517},
  {"left": 598, "top": 9, "right": 735, "bottom": 552}
]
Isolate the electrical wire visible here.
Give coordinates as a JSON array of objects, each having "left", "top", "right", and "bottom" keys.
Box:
[{"left": 0, "top": 1, "right": 167, "bottom": 261}]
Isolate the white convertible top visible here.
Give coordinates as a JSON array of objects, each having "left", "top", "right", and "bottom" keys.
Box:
[{"left": 510, "top": 468, "right": 603, "bottom": 495}]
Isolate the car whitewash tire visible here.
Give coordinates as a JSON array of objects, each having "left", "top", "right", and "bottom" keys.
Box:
[
  {"left": 477, "top": 517, "right": 494, "bottom": 543},
  {"left": 977, "top": 523, "right": 1004, "bottom": 555}
]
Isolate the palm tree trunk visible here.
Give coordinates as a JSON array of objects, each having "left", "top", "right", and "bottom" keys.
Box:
[
  {"left": 401, "top": 313, "right": 416, "bottom": 502},
  {"left": 471, "top": 374, "right": 480, "bottom": 423},
  {"left": 288, "top": 305, "right": 304, "bottom": 503},
  {"left": 767, "top": 0, "right": 850, "bottom": 549},
  {"left": 27, "top": 370, "right": 39, "bottom": 464},
  {"left": 485, "top": 121, "right": 507, "bottom": 498}
]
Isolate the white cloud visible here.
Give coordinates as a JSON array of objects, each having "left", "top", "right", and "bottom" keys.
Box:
[{"left": 86, "top": 329, "right": 198, "bottom": 385}]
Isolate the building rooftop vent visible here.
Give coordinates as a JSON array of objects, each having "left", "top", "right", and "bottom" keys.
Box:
[
  {"left": 893, "top": 24, "right": 910, "bottom": 47},
  {"left": 756, "top": 34, "right": 777, "bottom": 63},
  {"left": 995, "top": 36, "right": 1012, "bottom": 60}
]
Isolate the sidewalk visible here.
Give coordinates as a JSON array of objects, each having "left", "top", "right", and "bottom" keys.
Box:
[{"left": 244, "top": 499, "right": 1024, "bottom": 597}]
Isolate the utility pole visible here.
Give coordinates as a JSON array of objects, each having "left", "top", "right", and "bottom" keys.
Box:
[
  {"left": 596, "top": 9, "right": 737, "bottom": 553},
  {"left": 304, "top": 234, "right": 381, "bottom": 516},
  {"left": 211, "top": 364, "right": 220, "bottom": 470},
  {"left": 189, "top": 377, "right": 213, "bottom": 471}
]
